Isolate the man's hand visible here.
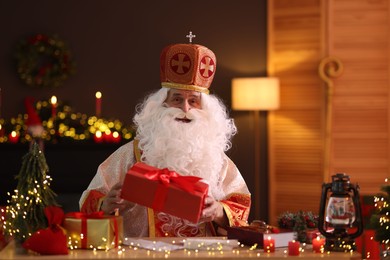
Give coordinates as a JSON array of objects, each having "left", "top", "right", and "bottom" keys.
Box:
[
  {"left": 199, "top": 196, "right": 228, "bottom": 227},
  {"left": 101, "top": 183, "right": 134, "bottom": 215}
]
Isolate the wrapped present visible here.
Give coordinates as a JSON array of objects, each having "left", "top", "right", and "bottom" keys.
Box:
[
  {"left": 63, "top": 212, "right": 123, "bottom": 250},
  {"left": 227, "top": 226, "right": 295, "bottom": 248},
  {"left": 121, "top": 162, "right": 209, "bottom": 223},
  {"left": 355, "top": 229, "right": 381, "bottom": 260}
]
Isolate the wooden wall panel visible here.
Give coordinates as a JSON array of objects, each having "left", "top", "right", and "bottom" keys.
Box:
[
  {"left": 267, "top": 0, "right": 325, "bottom": 225},
  {"left": 268, "top": 0, "right": 390, "bottom": 225},
  {"left": 327, "top": 0, "right": 390, "bottom": 194}
]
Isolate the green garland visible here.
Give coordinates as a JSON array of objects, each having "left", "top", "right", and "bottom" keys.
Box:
[
  {"left": 15, "top": 34, "right": 75, "bottom": 88},
  {"left": 277, "top": 210, "right": 319, "bottom": 243}
]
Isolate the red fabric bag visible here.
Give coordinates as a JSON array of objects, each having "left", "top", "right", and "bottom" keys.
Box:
[{"left": 23, "top": 206, "right": 68, "bottom": 255}]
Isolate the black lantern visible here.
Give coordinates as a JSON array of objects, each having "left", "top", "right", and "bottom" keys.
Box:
[{"left": 318, "top": 173, "right": 363, "bottom": 252}]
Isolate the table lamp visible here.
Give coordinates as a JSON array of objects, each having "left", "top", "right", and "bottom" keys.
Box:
[{"left": 231, "top": 77, "right": 280, "bottom": 219}]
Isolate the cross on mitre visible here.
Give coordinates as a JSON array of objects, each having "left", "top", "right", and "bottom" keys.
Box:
[{"left": 186, "top": 31, "right": 196, "bottom": 43}]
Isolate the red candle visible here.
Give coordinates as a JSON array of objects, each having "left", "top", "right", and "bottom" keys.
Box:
[
  {"left": 112, "top": 131, "right": 121, "bottom": 143},
  {"left": 95, "top": 91, "right": 102, "bottom": 117},
  {"left": 0, "top": 124, "right": 4, "bottom": 137},
  {"left": 94, "top": 131, "right": 103, "bottom": 143},
  {"left": 312, "top": 236, "right": 325, "bottom": 253},
  {"left": 50, "top": 95, "right": 57, "bottom": 119},
  {"left": 8, "top": 131, "right": 19, "bottom": 143},
  {"left": 263, "top": 236, "right": 275, "bottom": 253},
  {"left": 288, "top": 240, "right": 300, "bottom": 256},
  {"left": 103, "top": 130, "right": 112, "bottom": 143}
]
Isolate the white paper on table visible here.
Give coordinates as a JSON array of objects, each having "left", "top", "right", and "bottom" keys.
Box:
[
  {"left": 123, "top": 237, "right": 240, "bottom": 251},
  {"left": 123, "top": 238, "right": 184, "bottom": 251},
  {"left": 183, "top": 237, "right": 240, "bottom": 250}
]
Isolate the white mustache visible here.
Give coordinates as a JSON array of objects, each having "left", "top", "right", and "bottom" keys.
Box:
[{"left": 163, "top": 107, "right": 200, "bottom": 121}]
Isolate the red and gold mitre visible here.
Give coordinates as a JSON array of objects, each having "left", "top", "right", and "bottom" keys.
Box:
[{"left": 160, "top": 43, "right": 216, "bottom": 94}]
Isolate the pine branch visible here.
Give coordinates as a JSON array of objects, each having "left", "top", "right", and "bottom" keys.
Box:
[{"left": 4, "top": 141, "right": 59, "bottom": 242}]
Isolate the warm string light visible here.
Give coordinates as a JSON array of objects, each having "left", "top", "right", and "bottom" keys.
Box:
[
  {"left": 63, "top": 238, "right": 360, "bottom": 258},
  {"left": 4, "top": 181, "right": 52, "bottom": 239},
  {"left": 51, "top": 235, "right": 361, "bottom": 258},
  {"left": 0, "top": 97, "right": 134, "bottom": 144}
]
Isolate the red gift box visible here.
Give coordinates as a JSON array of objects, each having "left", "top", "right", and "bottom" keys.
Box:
[
  {"left": 355, "top": 229, "right": 381, "bottom": 260},
  {"left": 121, "top": 162, "right": 208, "bottom": 223},
  {"left": 227, "top": 226, "right": 295, "bottom": 248}
]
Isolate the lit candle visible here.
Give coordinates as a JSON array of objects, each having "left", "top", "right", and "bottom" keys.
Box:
[
  {"left": 95, "top": 91, "right": 102, "bottom": 117},
  {"left": 312, "top": 236, "right": 325, "bottom": 253},
  {"left": 8, "top": 131, "right": 19, "bottom": 143},
  {"left": 50, "top": 95, "right": 57, "bottom": 119},
  {"left": 104, "top": 130, "right": 112, "bottom": 143},
  {"left": 94, "top": 131, "right": 103, "bottom": 143},
  {"left": 112, "top": 131, "right": 121, "bottom": 143},
  {"left": 288, "top": 240, "right": 300, "bottom": 256},
  {"left": 263, "top": 236, "right": 275, "bottom": 253}
]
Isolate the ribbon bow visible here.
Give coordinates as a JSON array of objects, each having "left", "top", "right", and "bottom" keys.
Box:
[
  {"left": 141, "top": 167, "right": 203, "bottom": 212},
  {"left": 144, "top": 168, "right": 202, "bottom": 193}
]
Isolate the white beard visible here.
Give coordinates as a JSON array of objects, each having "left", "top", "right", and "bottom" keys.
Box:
[
  {"left": 137, "top": 106, "right": 225, "bottom": 199},
  {"left": 133, "top": 88, "right": 237, "bottom": 200},
  {"left": 132, "top": 89, "right": 237, "bottom": 234}
]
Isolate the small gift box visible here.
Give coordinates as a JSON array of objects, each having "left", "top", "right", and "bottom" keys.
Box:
[
  {"left": 121, "top": 162, "right": 208, "bottom": 223},
  {"left": 227, "top": 222, "right": 296, "bottom": 248},
  {"left": 63, "top": 212, "right": 123, "bottom": 250}
]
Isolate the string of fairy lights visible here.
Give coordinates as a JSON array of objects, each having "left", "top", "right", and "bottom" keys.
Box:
[
  {"left": 2, "top": 142, "right": 58, "bottom": 243},
  {"left": 62, "top": 237, "right": 354, "bottom": 257},
  {"left": 0, "top": 97, "right": 134, "bottom": 144}
]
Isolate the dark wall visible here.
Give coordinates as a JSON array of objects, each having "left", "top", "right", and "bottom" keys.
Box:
[{"left": 0, "top": 1, "right": 268, "bottom": 221}]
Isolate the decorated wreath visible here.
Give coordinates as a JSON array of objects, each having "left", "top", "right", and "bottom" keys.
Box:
[{"left": 15, "top": 34, "right": 76, "bottom": 88}]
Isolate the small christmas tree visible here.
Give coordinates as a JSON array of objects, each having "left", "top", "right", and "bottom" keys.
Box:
[
  {"left": 3, "top": 141, "right": 59, "bottom": 243},
  {"left": 370, "top": 180, "right": 390, "bottom": 244}
]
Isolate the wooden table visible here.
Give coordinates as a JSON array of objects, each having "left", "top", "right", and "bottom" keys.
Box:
[{"left": 0, "top": 239, "right": 362, "bottom": 260}]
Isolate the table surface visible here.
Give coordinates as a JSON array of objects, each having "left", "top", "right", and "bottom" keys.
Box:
[{"left": 0, "top": 239, "right": 362, "bottom": 260}]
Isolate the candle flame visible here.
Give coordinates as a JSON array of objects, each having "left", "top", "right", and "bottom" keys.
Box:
[
  {"left": 51, "top": 96, "right": 57, "bottom": 105},
  {"left": 95, "top": 131, "right": 102, "bottom": 138},
  {"left": 96, "top": 92, "right": 102, "bottom": 99}
]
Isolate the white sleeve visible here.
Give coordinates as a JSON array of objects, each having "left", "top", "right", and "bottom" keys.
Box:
[{"left": 79, "top": 141, "right": 136, "bottom": 208}]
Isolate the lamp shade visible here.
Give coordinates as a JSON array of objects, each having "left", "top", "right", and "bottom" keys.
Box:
[{"left": 232, "top": 77, "right": 280, "bottom": 110}]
